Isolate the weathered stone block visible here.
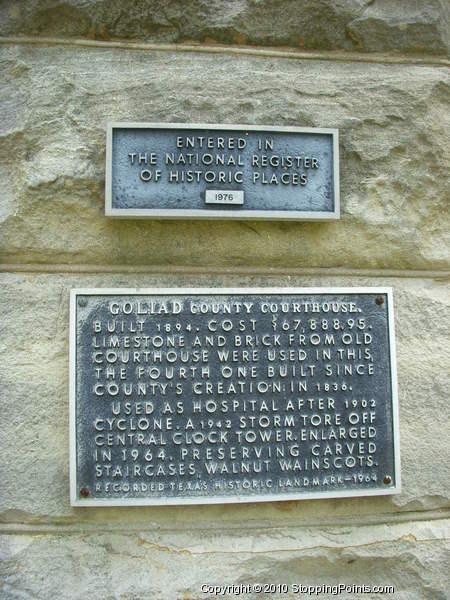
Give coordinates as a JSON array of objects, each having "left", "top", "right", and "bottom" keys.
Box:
[
  {"left": 0, "top": 0, "right": 448, "bottom": 56},
  {"left": 0, "top": 45, "right": 449, "bottom": 271},
  {"left": 0, "top": 272, "right": 448, "bottom": 526},
  {"left": 0, "top": 519, "right": 449, "bottom": 599}
]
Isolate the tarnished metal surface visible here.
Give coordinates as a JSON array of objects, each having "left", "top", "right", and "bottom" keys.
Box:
[
  {"left": 70, "top": 288, "right": 399, "bottom": 506},
  {"left": 105, "top": 124, "right": 339, "bottom": 219}
]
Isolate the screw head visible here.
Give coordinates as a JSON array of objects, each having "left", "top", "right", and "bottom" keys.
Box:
[
  {"left": 78, "top": 297, "right": 87, "bottom": 307},
  {"left": 383, "top": 475, "right": 392, "bottom": 485},
  {"left": 376, "top": 296, "right": 384, "bottom": 305},
  {"left": 80, "top": 487, "right": 90, "bottom": 498}
]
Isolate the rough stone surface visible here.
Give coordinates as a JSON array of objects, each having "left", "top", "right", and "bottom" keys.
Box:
[
  {"left": 0, "top": 520, "right": 449, "bottom": 599},
  {"left": 0, "top": 44, "right": 449, "bottom": 271},
  {"left": 0, "top": 0, "right": 449, "bottom": 56},
  {"left": 1, "top": 10, "right": 449, "bottom": 597},
  {"left": 1, "top": 272, "right": 449, "bottom": 525},
  {"left": 347, "top": 0, "right": 450, "bottom": 56}
]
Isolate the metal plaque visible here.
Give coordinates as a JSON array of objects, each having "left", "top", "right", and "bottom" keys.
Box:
[
  {"left": 70, "top": 288, "right": 400, "bottom": 507},
  {"left": 105, "top": 123, "right": 339, "bottom": 220}
]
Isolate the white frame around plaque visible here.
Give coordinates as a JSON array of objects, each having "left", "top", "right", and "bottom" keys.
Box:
[
  {"left": 105, "top": 123, "right": 340, "bottom": 220},
  {"left": 70, "top": 287, "right": 400, "bottom": 507}
]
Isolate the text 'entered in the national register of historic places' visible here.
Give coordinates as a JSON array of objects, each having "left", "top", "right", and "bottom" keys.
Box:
[
  {"left": 70, "top": 288, "right": 400, "bottom": 506},
  {"left": 105, "top": 123, "right": 339, "bottom": 220}
]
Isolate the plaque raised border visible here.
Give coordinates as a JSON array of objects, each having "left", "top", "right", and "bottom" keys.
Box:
[
  {"left": 69, "top": 287, "right": 401, "bottom": 507},
  {"left": 105, "top": 123, "right": 340, "bottom": 220},
  {"left": 70, "top": 287, "right": 400, "bottom": 507}
]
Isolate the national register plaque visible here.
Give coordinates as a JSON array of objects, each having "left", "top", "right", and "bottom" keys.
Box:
[
  {"left": 105, "top": 123, "right": 339, "bottom": 219},
  {"left": 70, "top": 288, "right": 400, "bottom": 506}
]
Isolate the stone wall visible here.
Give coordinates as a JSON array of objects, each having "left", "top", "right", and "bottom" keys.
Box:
[{"left": 0, "top": 2, "right": 449, "bottom": 599}]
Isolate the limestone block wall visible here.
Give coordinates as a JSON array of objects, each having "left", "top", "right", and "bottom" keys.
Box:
[{"left": 0, "top": 2, "right": 449, "bottom": 599}]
